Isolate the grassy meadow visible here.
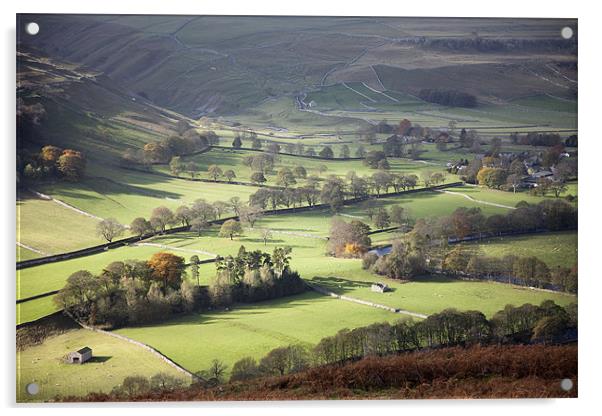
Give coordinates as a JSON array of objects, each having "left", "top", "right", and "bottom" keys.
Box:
[
  {"left": 156, "top": 147, "right": 452, "bottom": 185},
  {"left": 16, "top": 15, "right": 579, "bottom": 402},
  {"left": 115, "top": 291, "right": 408, "bottom": 377},
  {"left": 462, "top": 231, "right": 578, "bottom": 269},
  {"left": 300, "top": 84, "right": 577, "bottom": 135},
  {"left": 17, "top": 193, "right": 104, "bottom": 258},
  {"left": 308, "top": 274, "right": 576, "bottom": 318},
  {"left": 16, "top": 244, "right": 215, "bottom": 325},
  {"left": 17, "top": 245, "right": 42, "bottom": 262},
  {"left": 35, "top": 162, "right": 260, "bottom": 225},
  {"left": 17, "top": 328, "right": 191, "bottom": 402}
]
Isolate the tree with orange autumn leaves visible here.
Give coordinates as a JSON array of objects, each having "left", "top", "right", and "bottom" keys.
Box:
[{"left": 147, "top": 252, "right": 186, "bottom": 290}]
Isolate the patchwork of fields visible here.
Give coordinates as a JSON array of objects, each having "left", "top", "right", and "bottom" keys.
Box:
[
  {"left": 17, "top": 177, "right": 577, "bottom": 326},
  {"left": 16, "top": 15, "right": 579, "bottom": 402},
  {"left": 157, "top": 147, "right": 450, "bottom": 185},
  {"left": 302, "top": 83, "right": 577, "bottom": 135},
  {"left": 116, "top": 291, "right": 404, "bottom": 377}
]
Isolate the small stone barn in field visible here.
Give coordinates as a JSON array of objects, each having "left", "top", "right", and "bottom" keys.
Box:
[
  {"left": 67, "top": 347, "right": 93, "bottom": 364},
  {"left": 371, "top": 282, "right": 390, "bottom": 293}
]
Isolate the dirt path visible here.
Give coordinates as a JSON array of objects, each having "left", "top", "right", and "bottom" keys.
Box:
[
  {"left": 16, "top": 242, "right": 49, "bottom": 256},
  {"left": 415, "top": 159, "right": 445, "bottom": 166},
  {"left": 545, "top": 63, "right": 577, "bottom": 84},
  {"left": 76, "top": 321, "right": 201, "bottom": 383},
  {"left": 253, "top": 227, "right": 327, "bottom": 240},
  {"left": 29, "top": 189, "right": 104, "bottom": 221},
  {"left": 340, "top": 213, "right": 365, "bottom": 220},
  {"left": 135, "top": 242, "right": 218, "bottom": 258},
  {"left": 362, "top": 82, "right": 399, "bottom": 102},
  {"left": 435, "top": 189, "right": 516, "bottom": 210},
  {"left": 342, "top": 82, "right": 376, "bottom": 103}
]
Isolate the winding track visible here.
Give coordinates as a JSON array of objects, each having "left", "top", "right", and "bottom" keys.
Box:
[
  {"left": 306, "top": 282, "right": 428, "bottom": 319},
  {"left": 16, "top": 242, "right": 49, "bottom": 256},
  {"left": 435, "top": 189, "right": 516, "bottom": 210},
  {"left": 135, "top": 242, "right": 218, "bottom": 258},
  {"left": 28, "top": 188, "right": 105, "bottom": 221}
]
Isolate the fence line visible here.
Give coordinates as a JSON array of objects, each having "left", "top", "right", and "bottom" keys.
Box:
[
  {"left": 73, "top": 318, "right": 204, "bottom": 384},
  {"left": 305, "top": 282, "right": 427, "bottom": 319},
  {"left": 17, "top": 182, "right": 462, "bottom": 270},
  {"left": 122, "top": 165, "right": 285, "bottom": 189},
  {"left": 210, "top": 145, "right": 365, "bottom": 161}
]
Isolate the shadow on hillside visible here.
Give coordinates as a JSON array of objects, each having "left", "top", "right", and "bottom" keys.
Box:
[
  {"left": 120, "top": 292, "right": 333, "bottom": 329},
  {"left": 412, "top": 275, "right": 455, "bottom": 284}
]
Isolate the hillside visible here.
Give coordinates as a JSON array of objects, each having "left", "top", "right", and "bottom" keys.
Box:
[
  {"left": 17, "top": 46, "right": 185, "bottom": 163},
  {"left": 72, "top": 344, "right": 577, "bottom": 401},
  {"left": 18, "top": 15, "right": 577, "bottom": 118}
]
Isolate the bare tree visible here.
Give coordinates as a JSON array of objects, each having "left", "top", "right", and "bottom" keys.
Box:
[
  {"left": 96, "top": 218, "right": 125, "bottom": 242},
  {"left": 260, "top": 228, "right": 273, "bottom": 246}
]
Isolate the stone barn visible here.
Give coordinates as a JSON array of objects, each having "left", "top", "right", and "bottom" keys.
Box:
[
  {"left": 371, "top": 282, "right": 390, "bottom": 293},
  {"left": 67, "top": 347, "right": 93, "bottom": 364}
]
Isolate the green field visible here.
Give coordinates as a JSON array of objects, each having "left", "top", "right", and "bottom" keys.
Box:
[
  {"left": 115, "top": 291, "right": 405, "bottom": 377},
  {"left": 17, "top": 296, "right": 62, "bottom": 326},
  {"left": 17, "top": 15, "right": 579, "bottom": 403},
  {"left": 445, "top": 184, "right": 578, "bottom": 207},
  {"left": 308, "top": 274, "right": 575, "bottom": 318},
  {"left": 17, "top": 194, "right": 104, "bottom": 257},
  {"left": 16, "top": 244, "right": 215, "bottom": 324},
  {"left": 17, "top": 245, "right": 42, "bottom": 262},
  {"left": 115, "top": 279, "right": 575, "bottom": 379},
  {"left": 36, "top": 162, "right": 260, "bottom": 225},
  {"left": 299, "top": 83, "right": 577, "bottom": 135},
  {"left": 16, "top": 188, "right": 516, "bottom": 324},
  {"left": 156, "top": 147, "right": 449, "bottom": 186},
  {"left": 18, "top": 179, "right": 577, "bottom": 326},
  {"left": 462, "top": 231, "right": 578, "bottom": 269},
  {"left": 17, "top": 328, "right": 191, "bottom": 402}
]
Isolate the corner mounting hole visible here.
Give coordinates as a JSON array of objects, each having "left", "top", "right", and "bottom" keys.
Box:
[
  {"left": 26, "top": 383, "right": 40, "bottom": 395},
  {"left": 561, "top": 26, "right": 573, "bottom": 40},
  {"left": 560, "top": 378, "right": 573, "bottom": 391},
  {"left": 25, "top": 22, "right": 40, "bottom": 36}
]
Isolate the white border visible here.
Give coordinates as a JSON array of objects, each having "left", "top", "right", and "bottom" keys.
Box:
[{"left": 2, "top": 0, "right": 601, "bottom": 414}]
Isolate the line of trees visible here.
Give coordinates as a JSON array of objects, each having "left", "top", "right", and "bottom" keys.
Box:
[
  {"left": 122, "top": 128, "right": 218, "bottom": 165},
  {"left": 356, "top": 201, "right": 576, "bottom": 284},
  {"left": 226, "top": 300, "right": 576, "bottom": 383},
  {"left": 124, "top": 198, "right": 239, "bottom": 240},
  {"left": 510, "top": 132, "right": 564, "bottom": 147},
  {"left": 55, "top": 252, "right": 194, "bottom": 328},
  {"left": 442, "top": 245, "right": 577, "bottom": 292},
  {"left": 231, "top": 134, "right": 359, "bottom": 161},
  {"left": 418, "top": 89, "right": 477, "bottom": 108},
  {"left": 467, "top": 149, "right": 577, "bottom": 193},
  {"left": 55, "top": 245, "right": 305, "bottom": 328},
  {"left": 208, "top": 246, "right": 306, "bottom": 306},
  {"left": 414, "top": 200, "right": 577, "bottom": 242},
  {"left": 248, "top": 170, "right": 421, "bottom": 213}
]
